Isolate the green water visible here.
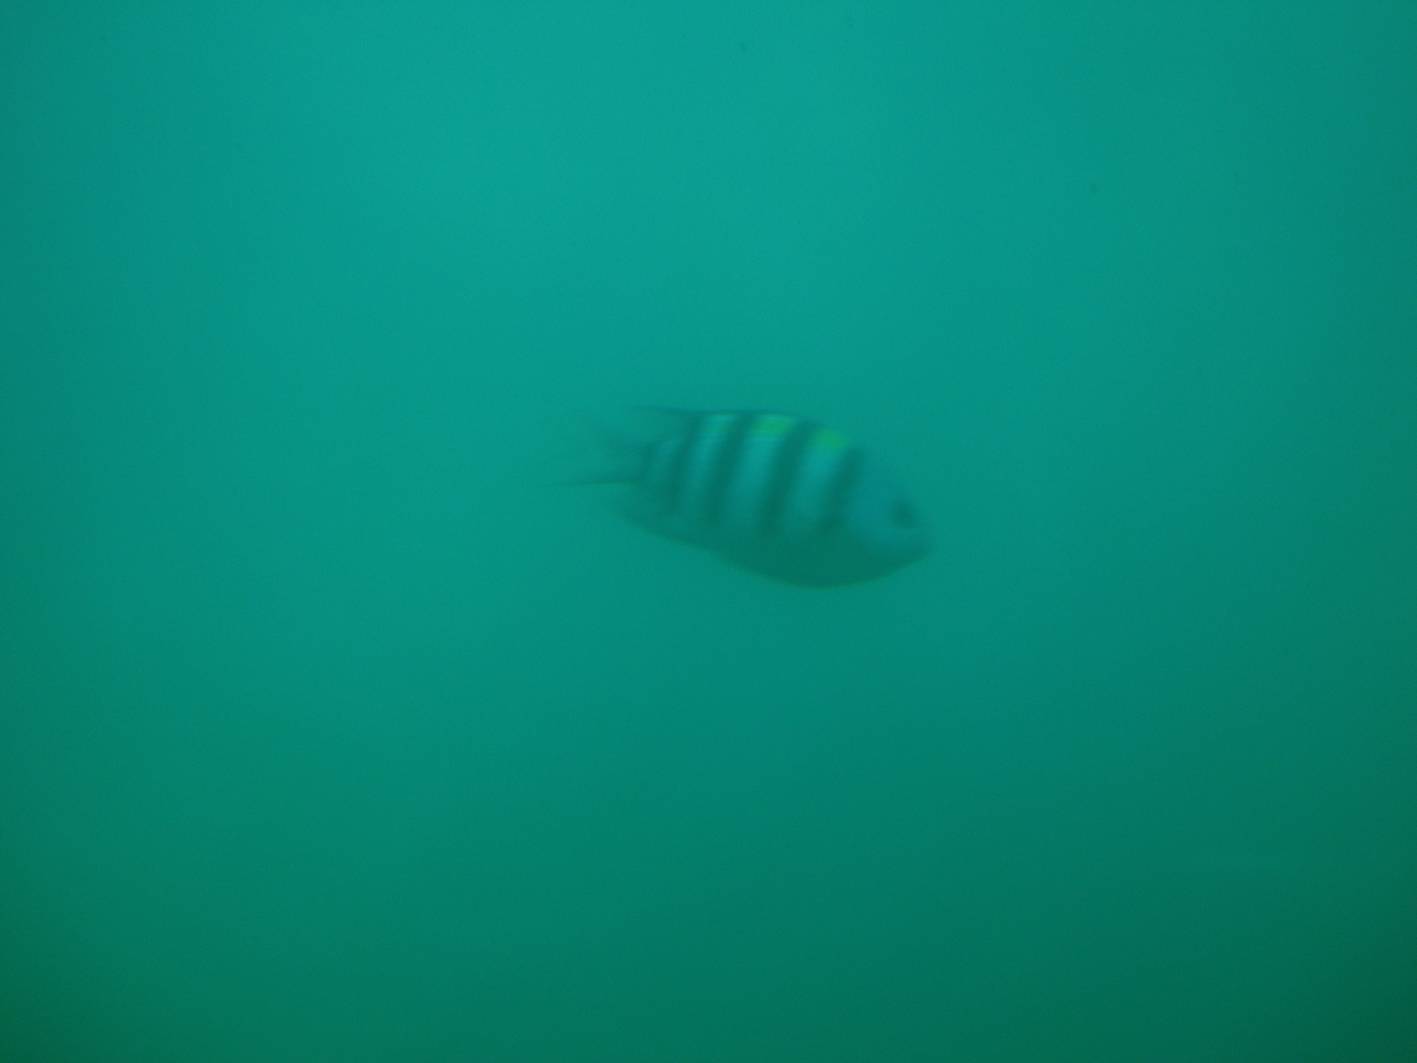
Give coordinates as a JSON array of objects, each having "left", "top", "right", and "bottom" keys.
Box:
[{"left": 3, "top": 3, "right": 1414, "bottom": 1060}]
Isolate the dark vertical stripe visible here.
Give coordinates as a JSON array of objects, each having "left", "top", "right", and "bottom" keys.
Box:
[
  {"left": 819, "top": 446, "right": 862, "bottom": 532},
  {"left": 662, "top": 413, "right": 702, "bottom": 514},
  {"left": 701, "top": 413, "right": 754, "bottom": 526},
  {"left": 759, "top": 419, "right": 817, "bottom": 535}
]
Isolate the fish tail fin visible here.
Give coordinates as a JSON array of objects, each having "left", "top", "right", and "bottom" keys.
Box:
[
  {"left": 558, "top": 413, "right": 651, "bottom": 486},
  {"left": 553, "top": 406, "right": 699, "bottom": 486}
]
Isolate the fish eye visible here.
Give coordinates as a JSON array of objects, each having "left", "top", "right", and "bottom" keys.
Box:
[{"left": 891, "top": 499, "right": 917, "bottom": 528}]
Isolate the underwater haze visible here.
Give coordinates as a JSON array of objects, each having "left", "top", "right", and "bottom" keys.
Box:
[{"left": 3, "top": 2, "right": 1415, "bottom": 1060}]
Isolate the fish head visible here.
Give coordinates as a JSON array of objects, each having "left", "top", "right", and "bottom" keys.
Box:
[{"left": 839, "top": 458, "right": 932, "bottom": 577}]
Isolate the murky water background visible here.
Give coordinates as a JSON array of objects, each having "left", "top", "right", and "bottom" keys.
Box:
[{"left": 3, "top": 4, "right": 1414, "bottom": 1060}]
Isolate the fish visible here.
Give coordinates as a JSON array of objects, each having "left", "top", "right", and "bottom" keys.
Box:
[{"left": 574, "top": 408, "right": 931, "bottom": 586}]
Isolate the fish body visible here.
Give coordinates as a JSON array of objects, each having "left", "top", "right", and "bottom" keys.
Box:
[{"left": 585, "top": 408, "right": 930, "bottom": 586}]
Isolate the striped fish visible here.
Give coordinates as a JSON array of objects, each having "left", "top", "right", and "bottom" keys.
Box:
[{"left": 579, "top": 408, "right": 930, "bottom": 586}]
